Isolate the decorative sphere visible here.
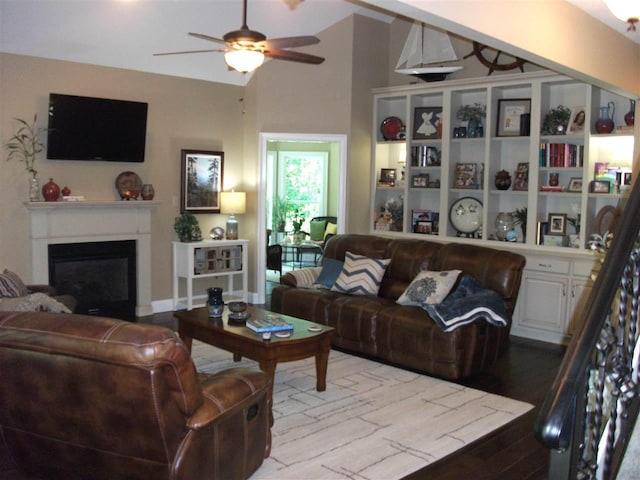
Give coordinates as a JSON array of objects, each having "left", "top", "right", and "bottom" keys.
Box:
[{"left": 210, "top": 227, "right": 225, "bottom": 240}]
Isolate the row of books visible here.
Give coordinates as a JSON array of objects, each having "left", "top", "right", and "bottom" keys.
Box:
[
  {"left": 539, "top": 143, "right": 584, "bottom": 168},
  {"left": 246, "top": 316, "right": 294, "bottom": 333}
]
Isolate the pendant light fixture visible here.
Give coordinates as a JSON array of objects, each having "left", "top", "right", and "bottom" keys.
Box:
[{"left": 604, "top": 0, "right": 639, "bottom": 31}]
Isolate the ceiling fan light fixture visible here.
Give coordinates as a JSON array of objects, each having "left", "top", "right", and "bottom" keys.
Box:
[
  {"left": 603, "top": 0, "right": 639, "bottom": 31},
  {"left": 224, "top": 49, "right": 264, "bottom": 73}
]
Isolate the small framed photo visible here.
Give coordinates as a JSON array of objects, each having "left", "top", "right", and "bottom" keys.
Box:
[
  {"left": 411, "top": 173, "right": 429, "bottom": 188},
  {"left": 590, "top": 179, "right": 611, "bottom": 194},
  {"left": 414, "top": 221, "right": 433, "bottom": 234},
  {"left": 454, "top": 163, "right": 478, "bottom": 189},
  {"left": 568, "top": 177, "right": 583, "bottom": 192},
  {"left": 180, "top": 149, "right": 224, "bottom": 213},
  {"left": 567, "top": 106, "right": 586, "bottom": 134},
  {"left": 413, "top": 107, "right": 442, "bottom": 140},
  {"left": 513, "top": 162, "right": 529, "bottom": 191},
  {"left": 548, "top": 213, "right": 567, "bottom": 235},
  {"left": 379, "top": 168, "right": 396, "bottom": 187},
  {"left": 496, "top": 98, "right": 531, "bottom": 137}
]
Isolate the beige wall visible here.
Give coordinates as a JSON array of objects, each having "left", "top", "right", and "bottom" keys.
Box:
[{"left": 0, "top": 53, "right": 245, "bottom": 302}]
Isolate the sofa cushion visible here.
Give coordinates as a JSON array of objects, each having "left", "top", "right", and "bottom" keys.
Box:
[
  {"left": 331, "top": 251, "right": 390, "bottom": 296},
  {"left": 324, "top": 222, "right": 338, "bottom": 239},
  {"left": 314, "top": 257, "right": 344, "bottom": 289},
  {"left": 0, "top": 269, "right": 28, "bottom": 297},
  {"left": 397, "top": 269, "right": 462, "bottom": 306}
]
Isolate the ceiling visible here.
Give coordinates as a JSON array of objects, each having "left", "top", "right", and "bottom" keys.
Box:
[{"left": 0, "top": 0, "right": 636, "bottom": 87}]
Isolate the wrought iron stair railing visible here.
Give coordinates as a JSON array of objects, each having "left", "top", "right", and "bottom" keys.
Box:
[{"left": 535, "top": 177, "right": 640, "bottom": 479}]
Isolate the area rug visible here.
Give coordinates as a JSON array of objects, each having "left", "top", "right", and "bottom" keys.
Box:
[{"left": 191, "top": 341, "right": 533, "bottom": 480}]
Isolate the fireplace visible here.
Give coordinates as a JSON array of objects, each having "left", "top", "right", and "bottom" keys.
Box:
[
  {"left": 49, "top": 241, "right": 137, "bottom": 320},
  {"left": 25, "top": 201, "right": 157, "bottom": 317}
]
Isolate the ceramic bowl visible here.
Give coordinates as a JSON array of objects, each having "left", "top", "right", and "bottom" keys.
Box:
[{"left": 227, "top": 301, "right": 248, "bottom": 314}]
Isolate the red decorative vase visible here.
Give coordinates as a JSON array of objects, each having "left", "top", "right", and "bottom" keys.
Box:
[
  {"left": 625, "top": 100, "right": 635, "bottom": 127},
  {"left": 61, "top": 186, "right": 71, "bottom": 197},
  {"left": 42, "top": 178, "right": 61, "bottom": 202}
]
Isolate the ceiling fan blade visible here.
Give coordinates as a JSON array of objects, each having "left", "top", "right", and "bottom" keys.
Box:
[
  {"left": 188, "top": 32, "right": 228, "bottom": 46},
  {"left": 154, "top": 48, "right": 225, "bottom": 56},
  {"left": 265, "top": 48, "right": 325, "bottom": 64},
  {"left": 262, "top": 36, "right": 320, "bottom": 50}
]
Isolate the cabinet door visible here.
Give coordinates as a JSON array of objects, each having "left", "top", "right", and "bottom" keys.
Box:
[
  {"left": 567, "top": 279, "right": 593, "bottom": 336},
  {"left": 517, "top": 272, "right": 568, "bottom": 334}
]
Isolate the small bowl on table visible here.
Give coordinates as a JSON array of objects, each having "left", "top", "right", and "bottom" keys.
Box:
[{"left": 227, "top": 301, "right": 249, "bottom": 323}]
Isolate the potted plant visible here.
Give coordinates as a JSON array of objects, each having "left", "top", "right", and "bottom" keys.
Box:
[
  {"left": 272, "top": 196, "right": 289, "bottom": 233},
  {"left": 5, "top": 115, "right": 47, "bottom": 201},
  {"left": 513, "top": 206, "right": 527, "bottom": 241},
  {"left": 541, "top": 105, "right": 571, "bottom": 135},
  {"left": 174, "top": 212, "right": 202, "bottom": 242},
  {"left": 290, "top": 206, "right": 306, "bottom": 244},
  {"left": 456, "top": 103, "right": 486, "bottom": 137}
]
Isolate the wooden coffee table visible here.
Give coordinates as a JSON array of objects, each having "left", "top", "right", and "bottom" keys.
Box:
[{"left": 174, "top": 305, "right": 335, "bottom": 396}]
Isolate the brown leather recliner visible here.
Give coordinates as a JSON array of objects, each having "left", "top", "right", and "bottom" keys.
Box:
[{"left": 0, "top": 311, "right": 272, "bottom": 480}]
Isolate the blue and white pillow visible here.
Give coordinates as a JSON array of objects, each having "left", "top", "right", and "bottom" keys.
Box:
[
  {"left": 331, "top": 252, "right": 390, "bottom": 296},
  {"left": 396, "top": 269, "right": 462, "bottom": 305},
  {"left": 314, "top": 257, "right": 344, "bottom": 289}
]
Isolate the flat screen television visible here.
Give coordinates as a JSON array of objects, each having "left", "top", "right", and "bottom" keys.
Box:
[{"left": 47, "top": 93, "right": 148, "bottom": 162}]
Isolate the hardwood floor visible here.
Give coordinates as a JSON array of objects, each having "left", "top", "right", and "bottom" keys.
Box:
[{"left": 1, "top": 297, "right": 565, "bottom": 479}]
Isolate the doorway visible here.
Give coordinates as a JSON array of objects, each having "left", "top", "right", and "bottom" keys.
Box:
[{"left": 256, "top": 133, "right": 347, "bottom": 304}]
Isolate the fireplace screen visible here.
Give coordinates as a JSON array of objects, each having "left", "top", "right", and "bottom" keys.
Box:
[{"left": 48, "top": 240, "right": 136, "bottom": 320}]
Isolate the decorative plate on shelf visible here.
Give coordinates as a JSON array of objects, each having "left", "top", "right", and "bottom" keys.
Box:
[
  {"left": 115, "top": 171, "right": 143, "bottom": 200},
  {"left": 380, "top": 116, "right": 405, "bottom": 141},
  {"left": 449, "top": 197, "right": 483, "bottom": 234}
]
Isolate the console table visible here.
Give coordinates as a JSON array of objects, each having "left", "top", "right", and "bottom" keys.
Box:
[{"left": 172, "top": 239, "right": 248, "bottom": 310}]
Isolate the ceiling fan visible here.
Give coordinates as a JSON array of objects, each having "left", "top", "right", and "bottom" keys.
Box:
[{"left": 154, "top": 0, "right": 325, "bottom": 73}]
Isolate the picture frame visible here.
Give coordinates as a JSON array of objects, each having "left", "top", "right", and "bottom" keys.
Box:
[
  {"left": 548, "top": 213, "right": 567, "bottom": 235},
  {"left": 412, "top": 209, "right": 439, "bottom": 234},
  {"left": 180, "top": 149, "right": 224, "bottom": 213},
  {"left": 590, "top": 179, "right": 611, "bottom": 194},
  {"left": 513, "top": 162, "right": 529, "bottom": 191},
  {"left": 567, "top": 106, "right": 586, "bottom": 134},
  {"left": 379, "top": 168, "right": 397, "bottom": 187},
  {"left": 414, "top": 221, "right": 433, "bottom": 234},
  {"left": 496, "top": 98, "right": 531, "bottom": 137},
  {"left": 454, "top": 163, "right": 478, "bottom": 189},
  {"left": 411, "top": 173, "right": 429, "bottom": 188},
  {"left": 568, "top": 177, "right": 583, "bottom": 192},
  {"left": 413, "top": 106, "right": 442, "bottom": 140}
]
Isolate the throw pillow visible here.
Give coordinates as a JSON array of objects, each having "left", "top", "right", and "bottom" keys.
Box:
[
  {"left": 287, "top": 267, "right": 322, "bottom": 288},
  {"left": 324, "top": 222, "right": 338, "bottom": 239},
  {"left": 397, "top": 269, "right": 462, "bottom": 306},
  {"left": 314, "top": 257, "right": 344, "bottom": 289},
  {"left": 309, "top": 220, "right": 328, "bottom": 241},
  {"left": 331, "top": 252, "right": 390, "bottom": 296},
  {"left": 0, "top": 269, "right": 28, "bottom": 298}
]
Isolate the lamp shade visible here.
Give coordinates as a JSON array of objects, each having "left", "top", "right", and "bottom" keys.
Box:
[
  {"left": 220, "top": 191, "right": 246, "bottom": 215},
  {"left": 224, "top": 50, "right": 265, "bottom": 73}
]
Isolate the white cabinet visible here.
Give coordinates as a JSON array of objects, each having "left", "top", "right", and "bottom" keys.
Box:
[
  {"left": 172, "top": 240, "right": 248, "bottom": 310},
  {"left": 512, "top": 254, "right": 596, "bottom": 344}
]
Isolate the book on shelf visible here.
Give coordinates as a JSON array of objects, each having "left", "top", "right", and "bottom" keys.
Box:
[
  {"left": 539, "top": 143, "right": 584, "bottom": 168},
  {"left": 246, "top": 317, "right": 294, "bottom": 333},
  {"left": 540, "top": 185, "right": 563, "bottom": 192}
]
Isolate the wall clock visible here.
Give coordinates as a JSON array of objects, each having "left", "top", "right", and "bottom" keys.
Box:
[{"left": 464, "top": 42, "right": 526, "bottom": 75}]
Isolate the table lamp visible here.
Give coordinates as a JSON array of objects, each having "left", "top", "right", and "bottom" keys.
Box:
[{"left": 220, "top": 191, "right": 246, "bottom": 240}]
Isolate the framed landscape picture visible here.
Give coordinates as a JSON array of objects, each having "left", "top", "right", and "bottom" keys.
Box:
[
  {"left": 496, "top": 99, "right": 531, "bottom": 137},
  {"left": 413, "top": 106, "right": 442, "bottom": 140},
  {"left": 180, "top": 149, "right": 224, "bottom": 213}
]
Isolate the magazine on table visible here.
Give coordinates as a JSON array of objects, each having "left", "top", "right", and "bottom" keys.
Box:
[{"left": 246, "top": 316, "right": 294, "bottom": 333}]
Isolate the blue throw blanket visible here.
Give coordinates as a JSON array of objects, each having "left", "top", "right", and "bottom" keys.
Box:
[{"left": 422, "top": 274, "right": 508, "bottom": 332}]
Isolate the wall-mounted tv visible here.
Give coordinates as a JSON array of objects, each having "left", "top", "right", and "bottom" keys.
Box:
[{"left": 47, "top": 93, "right": 148, "bottom": 162}]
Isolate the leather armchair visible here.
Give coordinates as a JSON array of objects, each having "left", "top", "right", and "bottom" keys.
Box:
[{"left": 0, "top": 311, "right": 272, "bottom": 480}]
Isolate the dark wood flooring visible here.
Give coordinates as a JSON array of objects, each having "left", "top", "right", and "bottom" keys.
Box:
[{"left": 1, "top": 290, "right": 565, "bottom": 479}]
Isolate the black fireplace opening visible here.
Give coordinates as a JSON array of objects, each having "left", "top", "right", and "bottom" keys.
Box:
[{"left": 48, "top": 240, "right": 137, "bottom": 321}]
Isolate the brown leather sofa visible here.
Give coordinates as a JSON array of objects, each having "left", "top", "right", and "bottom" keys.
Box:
[
  {"left": 271, "top": 234, "right": 526, "bottom": 380},
  {"left": 0, "top": 311, "right": 271, "bottom": 480}
]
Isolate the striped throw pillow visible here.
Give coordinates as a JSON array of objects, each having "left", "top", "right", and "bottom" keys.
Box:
[
  {"left": 331, "top": 252, "right": 390, "bottom": 296},
  {"left": 0, "top": 269, "right": 28, "bottom": 298},
  {"left": 288, "top": 267, "right": 322, "bottom": 288}
]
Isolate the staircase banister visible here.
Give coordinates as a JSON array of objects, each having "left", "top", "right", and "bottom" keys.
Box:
[{"left": 535, "top": 178, "right": 640, "bottom": 451}]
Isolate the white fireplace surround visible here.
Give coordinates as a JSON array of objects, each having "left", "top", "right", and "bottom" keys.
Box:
[{"left": 25, "top": 201, "right": 159, "bottom": 317}]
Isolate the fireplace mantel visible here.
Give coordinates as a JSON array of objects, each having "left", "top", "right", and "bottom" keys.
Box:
[{"left": 25, "top": 201, "right": 160, "bottom": 316}]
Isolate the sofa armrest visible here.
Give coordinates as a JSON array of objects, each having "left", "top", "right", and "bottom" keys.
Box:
[
  {"left": 188, "top": 367, "right": 271, "bottom": 429},
  {"left": 27, "top": 284, "right": 57, "bottom": 296}
]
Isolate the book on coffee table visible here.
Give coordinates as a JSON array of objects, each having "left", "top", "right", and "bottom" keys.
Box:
[{"left": 246, "top": 317, "right": 294, "bottom": 333}]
